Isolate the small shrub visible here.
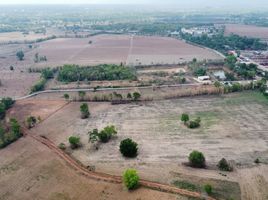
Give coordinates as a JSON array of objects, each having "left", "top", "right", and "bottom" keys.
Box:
[
  {"left": 98, "top": 130, "right": 110, "bottom": 143},
  {"left": 16, "top": 50, "right": 24, "bottom": 61},
  {"left": 189, "top": 150, "right": 206, "bottom": 168},
  {"left": 120, "top": 138, "right": 138, "bottom": 158},
  {"left": 123, "top": 169, "right": 139, "bottom": 190},
  {"left": 133, "top": 92, "right": 141, "bottom": 101},
  {"left": 217, "top": 158, "right": 233, "bottom": 171},
  {"left": 58, "top": 143, "right": 66, "bottom": 150},
  {"left": 26, "top": 116, "right": 37, "bottom": 129},
  {"left": 69, "top": 136, "right": 80, "bottom": 149},
  {"left": 188, "top": 120, "right": 200, "bottom": 129},
  {"left": 254, "top": 158, "right": 260, "bottom": 164},
  {"left": 181, "top": 113, "right": 189, "bottom": 124},
  {"left": 64, "top": 93, "right": 70, "bottom": 100},
  {"left": 204, "top": 184, "right": 212, "bottom": 195},
  {"left": 80, "top": 103, "right": 90, "bottom": 119}
]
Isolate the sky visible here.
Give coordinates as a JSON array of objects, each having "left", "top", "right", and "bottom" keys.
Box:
[{"left": 0, "top": 0, "right": 267, "bottom": 5}]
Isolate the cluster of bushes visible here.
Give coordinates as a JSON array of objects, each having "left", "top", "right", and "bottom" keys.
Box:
[
  {"left": 30, "top": 78, "right": 46, "bottom": 93},
  {"left": 181, "top": 113, "right": 201, "bottom": 129},
  {"left": 234, "top": 63, "right": 257, "bottom": 79},
  {"left": 41, "top": 68, "right": 55, "bottom": 79},
  {"left": 88, "top": 125, "right": 117, "bottom": 143},
  {"left": 194, "top": 67, "right": 207, "bottom": 76},
  {"left": 0, "top": 97, "right": 15, "bottom": 120},
  {"left": 0, "top": 118, "right": 21, "bottom": 149},
  {"left": 57, "top": 64, "right": 137, "bottom": 82}
]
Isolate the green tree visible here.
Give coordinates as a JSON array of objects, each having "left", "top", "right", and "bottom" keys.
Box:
[
  {"left": 63, "top": 93, "right": 70, "bottom": 101},
  {"left": 1, "top": 97, "right": 15, "bottom": 110},
  {"left": 16, "top": 50, "right": 24, "bottom": 61},
  {"left": 69, "top": 136, "right": 80, "bottom": 149},
  {"left": 133, "top": 92, "right": 141, "bottom": 101},
  {"left": 217, "top": 158, "right": 233, "bottom": 171},
  {"left": 189, "top": 150, "right": 206, "bottom": 168},
  {"left": 123, "top": 169, "right": 139, "bottom": 190},
  {"left": 80, "top": 103, "right": 90, "bottom": 119},
  {"left": 120, "top": 138, "right": 138, "bottom": 158},
  {"left": 181, "top": 113, "right": 189, "bottom": 124}
]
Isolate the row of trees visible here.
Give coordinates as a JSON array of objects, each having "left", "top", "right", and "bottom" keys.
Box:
[
  {"left": 57, "top": 64, "right": 137, "bottom": 83},
  {"left": 182, "top": 33, "right": 267, "bottom": 53}
]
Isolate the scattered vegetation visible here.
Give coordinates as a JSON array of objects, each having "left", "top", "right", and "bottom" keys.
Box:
[
  {"left": 120, "top": 138, "right": 138, "bottom": 158},
  {"left": 88, "top": 125, "right": 117, "bottom": 144},
  {"left": 123, "top": 169, "right": 139, "bottom": 190}
]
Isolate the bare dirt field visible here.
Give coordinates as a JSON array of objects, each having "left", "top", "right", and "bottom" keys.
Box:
[
  {"left": 29, "top": 91, "right": 268, "bottom": 199},
  {"left": 24, "top": 34, "right": 222, "bottom": 67},
  {"left": 225, "top": 24, "right": 268, "bottom": 39}
]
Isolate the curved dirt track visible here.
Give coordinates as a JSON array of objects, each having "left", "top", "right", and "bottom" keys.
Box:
[{"left": 21, "top": 125, "right": 216, "bottom": 200}]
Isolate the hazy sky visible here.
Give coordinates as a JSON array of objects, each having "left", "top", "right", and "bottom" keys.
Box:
[{"left": 1, "top": 0, "right": 267, "bottom": 5}]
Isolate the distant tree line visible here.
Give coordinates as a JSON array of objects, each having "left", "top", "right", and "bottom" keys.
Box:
[
  {"left": 181, "top": 33, "right": 267, "bottom": 53},
  {"left": 57, "top": 64, "right": 137, "bottom": 82}
]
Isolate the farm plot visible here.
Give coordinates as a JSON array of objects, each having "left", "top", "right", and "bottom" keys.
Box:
[
  {"left": 24, "top": 34, "right": 222, "bottom": 67},
  {"left": 127, "top": 36, "right": 222, "bottom": 66},
  {"left": 225, "top": 24, "right": 268, "bottom": 40},
  {"left": 32, "top": 92, "right": 268, "bottom": 187}
]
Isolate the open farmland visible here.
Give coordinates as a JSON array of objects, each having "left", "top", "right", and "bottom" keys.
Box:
[
  {"left": 24, "top": 34, "right": 223, "bottom": 67},
  {"left": 225, "top": 24, "right": 268, "bottom": 40},
  {"left": 28, "top": 91, "right": 268, "bottom": 200}
]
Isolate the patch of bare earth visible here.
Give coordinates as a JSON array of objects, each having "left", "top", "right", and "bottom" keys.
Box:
[{"left": 225, "top": 24, "right": 268, "bottom": 39}]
